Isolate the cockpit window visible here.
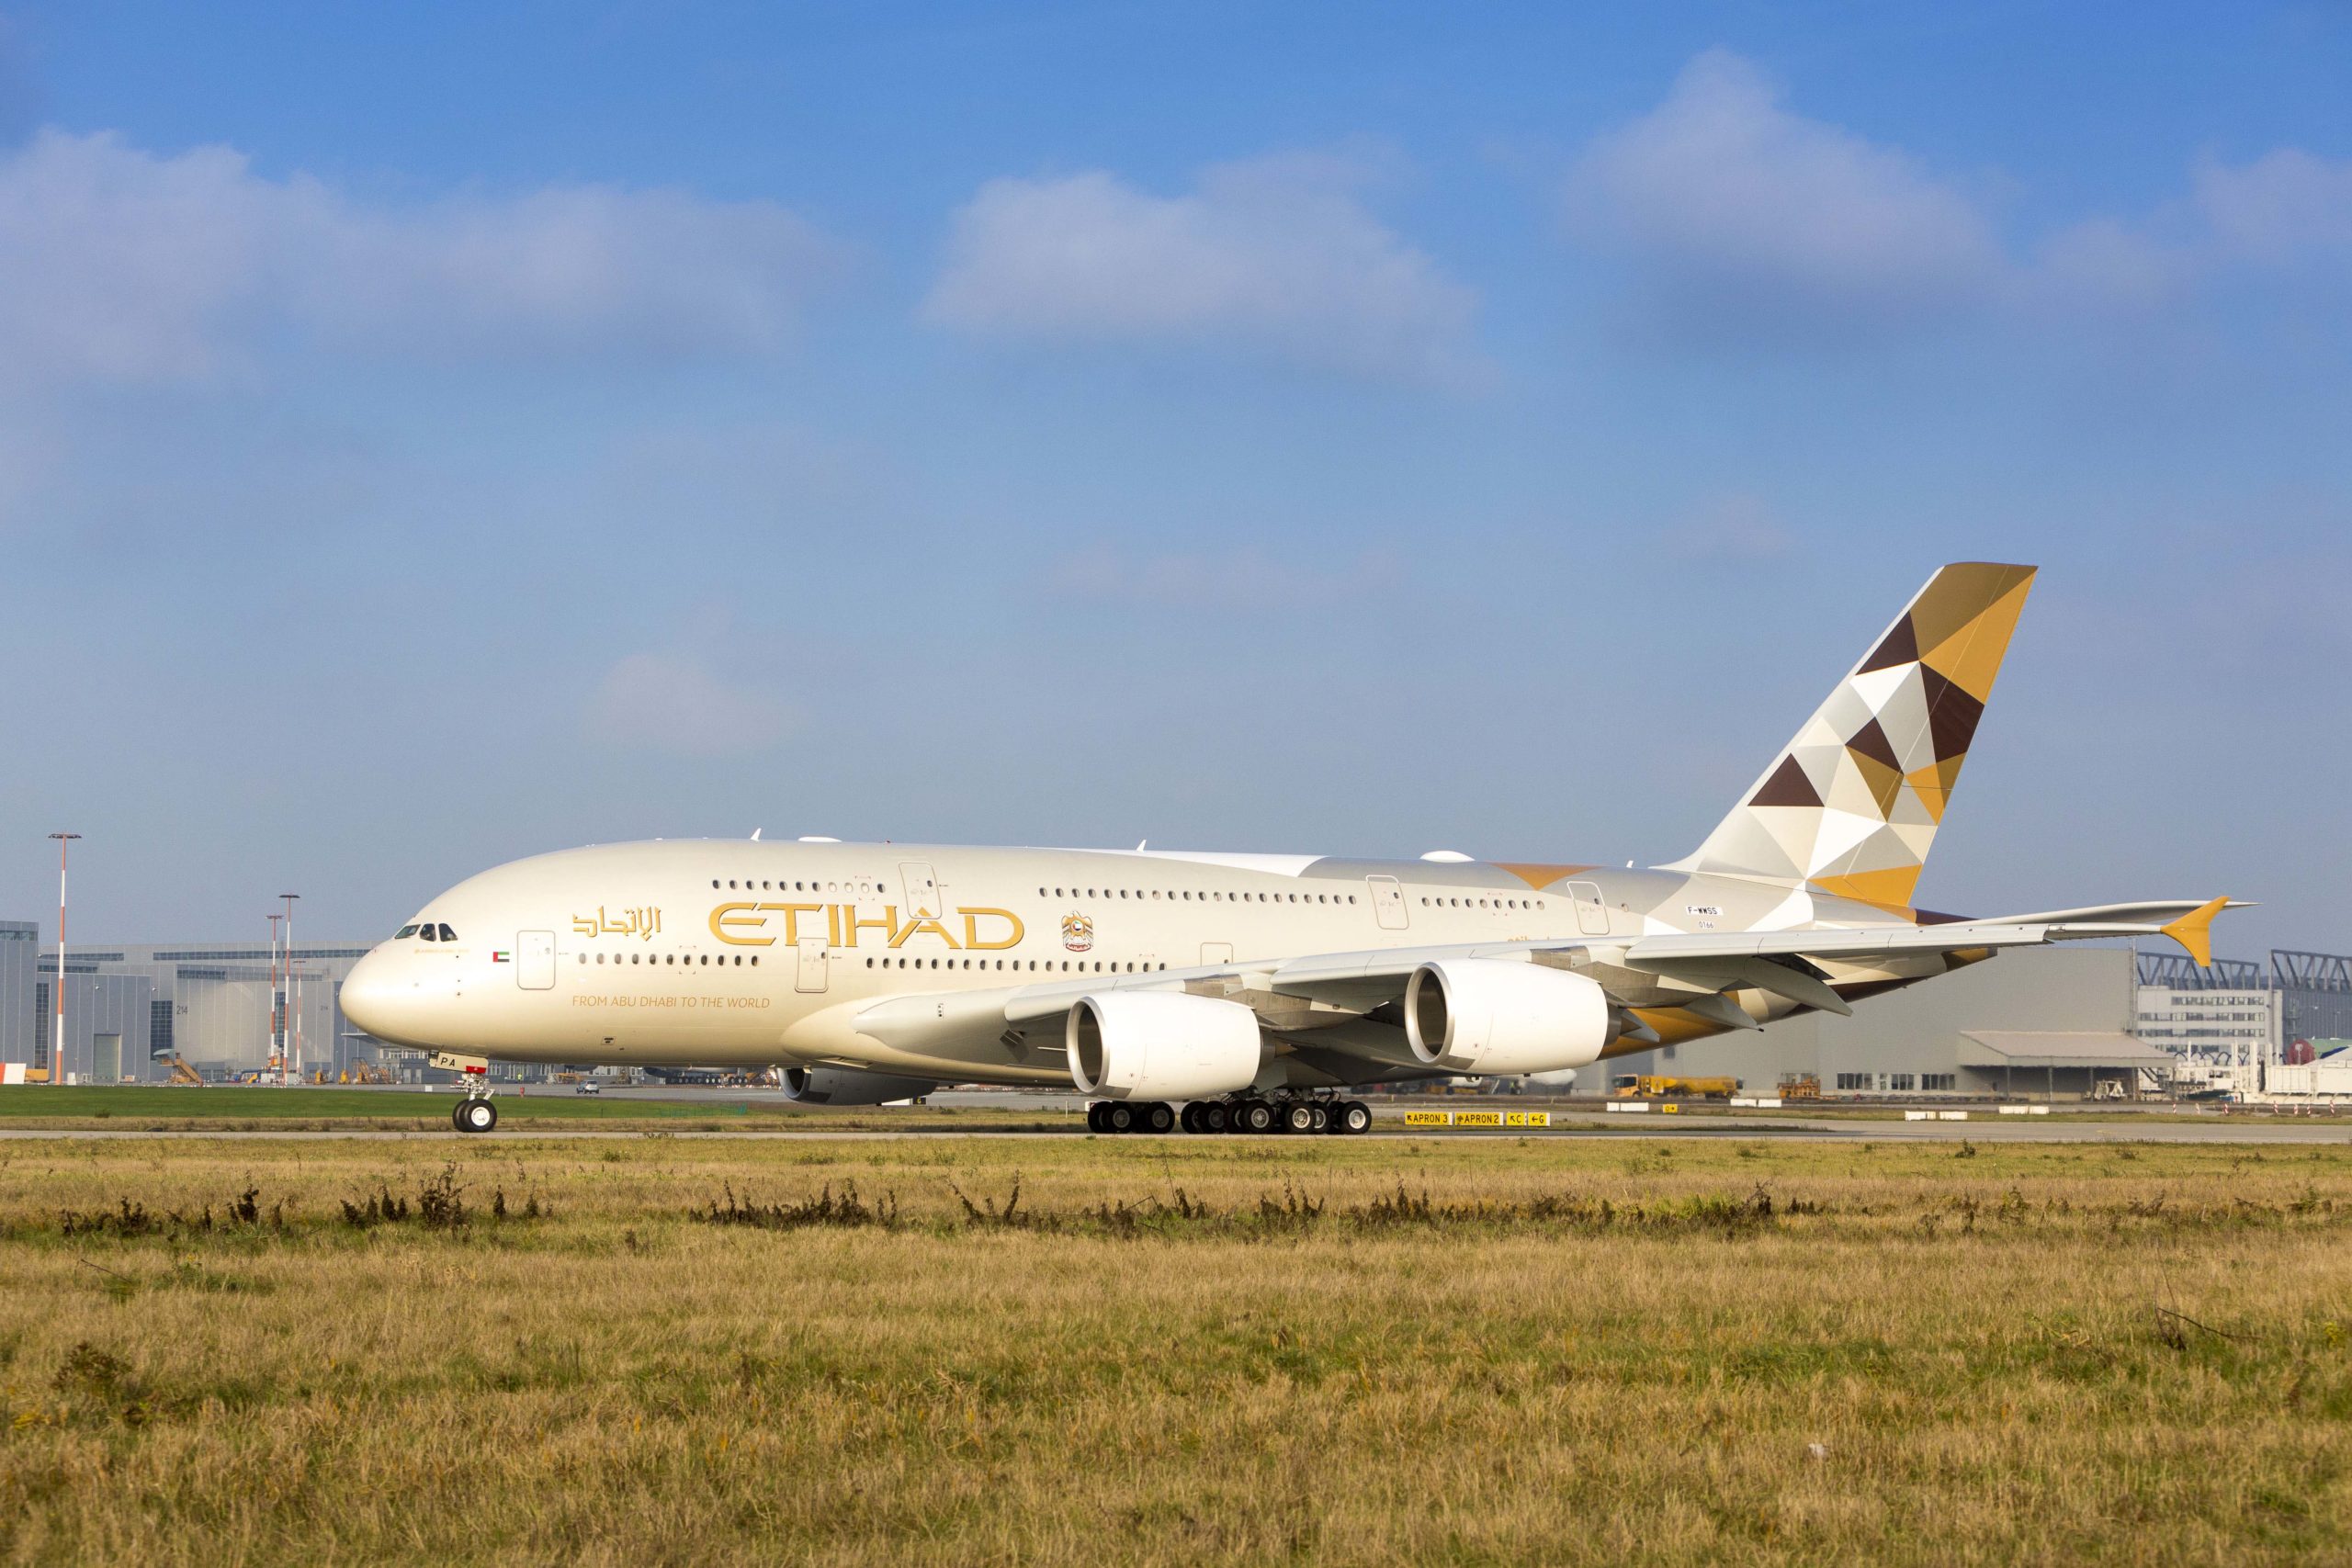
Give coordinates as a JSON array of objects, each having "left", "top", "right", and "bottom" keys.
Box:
[
  {"left": 419, "top": 925, "right": 438, "bottom": 942},
  {"left": 395, "top": 924, "right": 419, "bottom": 940},
  {"left": 435, "top": 924, "right": 457, "bottom": 942}
]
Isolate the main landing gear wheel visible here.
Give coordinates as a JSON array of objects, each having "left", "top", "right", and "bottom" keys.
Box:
[
  {"left": 1336, "top": 1100, "right": 1372, "bottom": 1135},
  {"left": 1200, "top": 1101, "right": 1228, "bottom": 1134},
  {"left": 1235, "top": 1100, "right": 1274, "bottom": 1134},
  {"left": 1281, "top": 1101, "right": 1317, "bottom": 1135},
  {"left": 453, "top": 1097, "right": 497, "bottom": 1134},
  {"left": 1106, "top": 1102, "right": 1137, "bottom": 1134},
  {"left": 1087, "top": 1102, "right": 1111, "bottom": 1134},
  {"left": 1142, "top": 1101, "right": 1176, "bottom": 1134}
]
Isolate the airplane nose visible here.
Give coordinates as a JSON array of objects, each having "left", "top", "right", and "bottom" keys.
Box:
[{"left": 341, "top": 948, "right": 407, "bottom": 1043}]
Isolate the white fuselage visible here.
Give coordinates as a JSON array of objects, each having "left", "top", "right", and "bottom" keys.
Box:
[{"left": 340, "top": 840, "right": 1684, "bottom": 1084}]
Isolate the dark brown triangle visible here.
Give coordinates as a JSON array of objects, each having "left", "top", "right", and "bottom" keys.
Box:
[
  {"left": 1917, "top": 665, "right": 1986, "bottom": 761},
  {"left": 1857, "top": 615, "right": 1919, "bottom": 674},
  {"left": 1749, "top": 754, "right": 1822, "bottom": 809},
  {"left": 1846, "top": 716, "right": 1901, "bottom": 771}
]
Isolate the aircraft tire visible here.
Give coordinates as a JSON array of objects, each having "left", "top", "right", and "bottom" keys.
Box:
[
  {"left": 1087, "top": 1102, "right": 1109, "bottom": 1134},
  {"left": 1282, "top": 1101, "right": 1316, "bottom": 1135},
  {"left": 1339, "top": 1100, "right": 1372, "bottom": 1135},
  {"left": 1107, "top": 1102, "right": 1136, "bottom": 1134},
  {"left": 453, "top": 1098, "right": 497, "bottom": 1134},
  {"left": 1307, "top": 1103, "right": 1330, "bottom": 1133},
  {"left": 1144, "top": 1101, "right": 1176, "bottom": 1134},
  {"left": 1236, "top": 1100, "right": 1273, "bottom": 1134},
  {"left": 1201, "top": 1101, "right": 1228, "bottom": 1134}
]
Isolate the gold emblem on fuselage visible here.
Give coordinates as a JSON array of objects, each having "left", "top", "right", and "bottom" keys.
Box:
[
  {"left": 1060, "top": 913, "right": 1093, "bottom": 953},
  {"left": 571, "top": 907, "right": 662, "bottom": 940}
]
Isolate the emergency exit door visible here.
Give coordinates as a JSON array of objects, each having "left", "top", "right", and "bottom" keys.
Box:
[
  {"left": 1366, "top": 875, "right": 1408, "bottom": 931},
  {"left": 899, "top": 862, "right": 944, "bottom": 920},
  {"left": 797, "top": 935, "right": 830, "bottom": 994},
  {"left": 517, "top": 931, "right": 557, "bottom": 989},
  {"left": 1566, "top": 882, "right": 1610, "bottom": 937}
]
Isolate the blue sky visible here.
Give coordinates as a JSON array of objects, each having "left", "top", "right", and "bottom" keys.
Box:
[{"left": 1, "top": 1, "right": 2347, "bottom": 959}]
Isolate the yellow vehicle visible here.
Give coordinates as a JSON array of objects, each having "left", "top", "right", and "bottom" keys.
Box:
[
  {"left": 1613, "top": 1075, "right": 1739, "bottom": 1100},
  {"left": 161, "top": 1054, "right": 204, "bottom": 1087},
  {"left": 1778, "top": 1073, "right": 1822, "bottom": 1101}
]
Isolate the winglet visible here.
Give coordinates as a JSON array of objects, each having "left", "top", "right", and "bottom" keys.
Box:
[{"left": 2160, "top": 897, "right": 2230, "bottom": 968}]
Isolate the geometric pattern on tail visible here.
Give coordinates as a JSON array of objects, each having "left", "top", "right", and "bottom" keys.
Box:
[{"left": 1666, "top": 562, "right": 2037, "bottom": 909}]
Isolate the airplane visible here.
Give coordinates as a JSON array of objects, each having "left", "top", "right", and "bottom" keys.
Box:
[{"left": 339, "top": 562, "right": 2237, "bottom": 1136}]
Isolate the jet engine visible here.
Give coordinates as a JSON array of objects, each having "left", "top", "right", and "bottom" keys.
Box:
[
  {"left": 1404, "top": 958, "right": 1613, "bottom": 1077},
  {"left": 780, "top": 1066, "right": 939, "bottom": 1105},
  {"left": 1066, "top": 991, "right": 1263, "bottom": 1101}
]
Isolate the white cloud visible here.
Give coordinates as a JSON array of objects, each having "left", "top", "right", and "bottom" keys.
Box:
[
  {"left": 923, "top": 153, "right": 1482, "bottom": 384},
  {"left": 2191, "top": 148, "right": 2352, "bottom": 266},
  {"left": 0, "top": 128, "right": 842, "bottom": 391},
  {"left": 583, "top": 650, "right": 797, "bottom": 757},
  {"left": 1568, "top": 51, "right": 2005, "bottom": 337}
]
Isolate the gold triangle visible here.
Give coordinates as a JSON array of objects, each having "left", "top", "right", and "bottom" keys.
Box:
[
  {"left": 1494, "top": 863, "right": 1596, "bottom": 890},
  {"left": 1812, "top": 865, "right": 1923, "bottom": 908},
  {"left": 1920, "top": 574, "right": 2034, "bottom": 703}
]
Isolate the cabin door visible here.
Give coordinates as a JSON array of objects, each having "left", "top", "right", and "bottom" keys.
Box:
[
  {"left": 517, "top": 930, "right": 557, "bottom": 990},
  {"left": 796, "top": 936, "right": 830, "bottom": 994}
]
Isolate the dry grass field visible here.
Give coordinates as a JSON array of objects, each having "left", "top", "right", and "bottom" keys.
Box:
[{"left": 2, "top": 1133, "right": 2348, "bottom": 1565}]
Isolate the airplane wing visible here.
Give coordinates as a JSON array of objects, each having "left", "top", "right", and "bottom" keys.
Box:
[{"left": 855, "top": 897, "right": 2238, "bottom": 1063}]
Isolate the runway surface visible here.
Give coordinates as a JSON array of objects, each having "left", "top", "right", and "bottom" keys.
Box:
[{"left": 1, "top": 1116, "right": 2345, "bottom": 1144}]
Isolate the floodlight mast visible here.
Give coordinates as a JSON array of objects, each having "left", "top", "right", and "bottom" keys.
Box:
[
  {"left": 267, "top": 913, "right": 284, "bottom": 1084},
  {"left": 48, "top": 833, "right": 80, "bottom": 1087},
  {"left": 280, "top": 894, "right": 300, "bottom": 1087}
]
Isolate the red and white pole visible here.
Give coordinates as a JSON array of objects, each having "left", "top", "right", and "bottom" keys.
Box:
[
  {"left": 48, "top": 833, "right": 79, "bottom": 1087},
  {"left": 267, "top": 913, "right": 283, "bottom": 1083},
  {"left": 280, "top": 894, "right": 300, "bottom": 1087}
]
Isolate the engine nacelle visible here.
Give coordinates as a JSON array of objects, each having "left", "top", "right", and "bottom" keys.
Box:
[
  {"left": 1066, "top": 991, "right": 1263, "bottom": 1101},
  {"left": 1404, "top": 958, "right": 1613, "bottom": 1077},
  {"left": 780, "top": 1066, "right": 938, "bottom": 1106}
]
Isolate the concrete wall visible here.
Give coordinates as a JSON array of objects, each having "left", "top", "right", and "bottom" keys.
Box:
[{"left": 1596, "top": 947, "right": 2136, "bottom": 1095}]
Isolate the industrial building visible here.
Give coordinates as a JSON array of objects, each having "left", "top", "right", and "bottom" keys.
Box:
[
  {"left": 1601, "top": 946, "right": 2170, "bottom": 1100},
  {"left": 9, "top": 939, "right": 369, "bottom": 1083}
]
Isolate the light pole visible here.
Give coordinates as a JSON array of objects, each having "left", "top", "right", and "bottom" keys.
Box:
[
  {"left": 267, "top": 913, "right": 284, "bottom": 1084},
  {"left": 48, "top": 833, "right": 80, "bottom": 1087},
  {"left": 279, "top": 894, "right": 300, "bottom": 1086}
]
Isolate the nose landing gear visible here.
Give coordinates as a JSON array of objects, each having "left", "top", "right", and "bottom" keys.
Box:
[{"left": 452, "top": 1089, "right": 498, "bottom": 1134}]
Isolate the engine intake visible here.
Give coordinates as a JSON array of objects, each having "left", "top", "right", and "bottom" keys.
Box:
[
  {"left": 1066, "top": 990, "right": 1263, "bottom": 1101},
  {"left": 780, "top": 1067, "right": 939, "bottom": 1106},
  {"left": 1404, "top": 958, "right": 1613, "bottom": 1077}
]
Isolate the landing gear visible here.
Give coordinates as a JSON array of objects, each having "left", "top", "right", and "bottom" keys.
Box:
[
  {"left": 452, "top": 1093, "right": 498, "bottom": 1134},
  {"left": 1081, "top": 1096, "right": 1370, "bottom": 1135}
]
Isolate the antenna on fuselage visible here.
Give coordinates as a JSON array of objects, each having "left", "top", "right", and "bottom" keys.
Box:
[
  {"left": 751, "top": 829, "right": 763, "bottom": 840},
  {"left": 1136, "top": 839, "right": 1148, "bottom": 852}
]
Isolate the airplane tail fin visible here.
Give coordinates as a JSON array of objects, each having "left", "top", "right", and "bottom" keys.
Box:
[{"left": 1663, "top": 562, "right": 2038, "bottom": 908}]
